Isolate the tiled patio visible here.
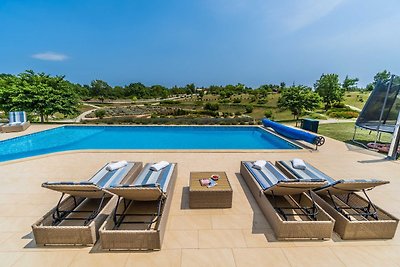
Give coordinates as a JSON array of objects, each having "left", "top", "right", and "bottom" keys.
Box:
[{"left": 0, "top": 125, "right": 399, "bottom": 266}]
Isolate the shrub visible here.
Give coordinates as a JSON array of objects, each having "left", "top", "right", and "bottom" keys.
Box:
[
  {"left": 204, "top": 102, "right": 219, "bottom": 111},
  {"left": 257, "top": 98, "right": 268, "bottom": 104},
  {"left": 332, "top": 102, "right": 346, "bottom": 108},
  {"left": 328, "top": 111, "right": 359, "bottom": 118},
  {"left": 161, "top": 100, "right": 179, "bottom": 105},
  {"left": 233, "top": 98, "right": 241, "bottom": 104},
  {"left": 94, "top": 109, "right": 106, "bottom": 119},
  {"left": 235, "top": 111, "right": 242, "bottom": 116},
  {"left": 245, "top": 105, "right": 253, "bottom": 113},
  {"left": 264, "top": 110, "right": 273, "bottom": 118}
]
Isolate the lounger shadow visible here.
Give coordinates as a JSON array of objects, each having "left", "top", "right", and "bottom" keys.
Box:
[
  {"left": 276, "top": 160, "right": 399, "bottom": 239},
  {"left": 240, "top": 161, "right": 335, "bottom": 240},
  {"left": 32, "top": 161, "right": 142, "bottom": 246}
]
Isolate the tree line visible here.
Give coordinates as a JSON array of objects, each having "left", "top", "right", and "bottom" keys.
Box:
[{"left": 0, "top": 69, "right": 393, "bottom": 122}]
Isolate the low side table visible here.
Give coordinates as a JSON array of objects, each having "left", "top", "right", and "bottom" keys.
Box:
[{"left": 189, "top": 172, "right": 233, "bottom": 208}]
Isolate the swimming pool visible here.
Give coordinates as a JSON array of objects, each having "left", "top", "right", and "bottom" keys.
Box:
[{"left": 0, "top": 126, "right": 300, "bottom": 162}]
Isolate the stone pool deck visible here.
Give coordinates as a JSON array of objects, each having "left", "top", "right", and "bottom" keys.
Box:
[{"left": 0, "top": 124, "right": 399, "bottom": 266}]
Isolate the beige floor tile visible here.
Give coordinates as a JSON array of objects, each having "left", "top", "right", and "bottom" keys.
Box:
[
  {"left": 0, "top": 252, "right": 22, "bottom": 267},
  {"left": 211, "top": 214, "right": 269, "bottom": 230},
  {"left": 198, "top": 229, "right": 247, "bottom": 248},
  {"left": 240, "top": 228, "right": 297, "bottom": 248},
  {"left": 232, "top": 247, "right": 291, "bottom": 267},
  {"left": 69, "top": 252, "right": 129, "bottom": 267},
  {"left": 163, "top": 230, "right": 199, "bottom": 249},
  {"left": 167, "top": 215, "right": 212, "bottom": 230},
  {"left": 331, "top": 246, "right": 400, "bottom": 267},
  {"left": 181, "top": 248, "right": 235, "bottom": 267},
  {"left": 0, "top": 217, "right": 38, "bottom": 233},
  {"left": 283, "top": 247, "right": 345, "bottom": 267},
  {"left": 125, "top": 249, "right": 181, "bottom": 267},
  {"left": 12, "top": 251, "right": 78, "bottom": 267}
]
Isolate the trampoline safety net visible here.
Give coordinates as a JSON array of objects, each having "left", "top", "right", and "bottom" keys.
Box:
[{"left": 356, "top": 75, "right": 400, "bottom": 133}]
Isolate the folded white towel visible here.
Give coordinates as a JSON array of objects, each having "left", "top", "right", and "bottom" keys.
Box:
[
  {"left": 292, "top": 158, "right": 306, "bottom": 170},
  {"left": 9, "top": 122, "right": 21, "bottom": 126},
  {"left": 252, "top": 160, "right": 267, "bottom": 170},
  {"left": 150, "top": 161, "right": 169, "bottom": 171},
  {"left": 106, "top": 160, "right": 128, "bottom": 171}
]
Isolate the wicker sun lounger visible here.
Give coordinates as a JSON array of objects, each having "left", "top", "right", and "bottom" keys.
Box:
[
  {"left": 1, "top": 111, "right": 31, "bottom": 133},
  {"left": 240, "top": 161, "right": 335, "bottom": 240},
  {"left": 100, "top": 162, "right": 178, "bottom": 250},
  {"left": 32, "top": 161, "right": 142, "bottom": 246},
  {"left": 276, "top": 160, "right": 399, "bottom": 239}
]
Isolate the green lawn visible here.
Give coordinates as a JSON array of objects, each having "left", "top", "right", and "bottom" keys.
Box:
[
  {"left": 343, "top": 91, "right": 370, "bottom": 109},
  {"left": 318, "top": 122, "right": 392, "bottom": 145}
]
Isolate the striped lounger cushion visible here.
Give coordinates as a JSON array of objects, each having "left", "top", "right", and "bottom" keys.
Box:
[
  {"left": 9, "top": 111, "right": 27, "bottom": 123},
  {"left": 130, "top": 163, "right": 175, "bottom": 192}
]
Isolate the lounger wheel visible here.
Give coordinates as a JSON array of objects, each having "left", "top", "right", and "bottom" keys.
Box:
[{"left": 315, "top": 136, "right": 325, "bottom": 146}]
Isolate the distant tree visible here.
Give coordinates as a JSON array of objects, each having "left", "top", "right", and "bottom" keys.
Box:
[
  {"left": 0, "top": 70, "right": 80, "bottom": 122},
  {"left": 185, "top": 83, "right": 196, "bottom": 94},
  {"left": 278, "top": 85, "right": 321, "bottom": 120},
  {"left": 365, "top": 70, "right": 392, "bottom": 91},
  {"left": 314, "top": 73, "right": 344, "bottom": 110},
  {"left": 280, "top": 82, "right": 286, "bottom": 90},
  {"left": 342, "top": 75, "right": 359, "bottom": 91},
  {"left": 89, "top": 80, "right": 112, "bottom": 101},
  {"left": 374, "top": 70, "right": 391, "bottom": 83}
]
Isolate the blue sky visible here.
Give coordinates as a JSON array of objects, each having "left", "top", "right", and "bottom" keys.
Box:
[{"left": 0, "top": 0, "right": 399, "bottom": 87}]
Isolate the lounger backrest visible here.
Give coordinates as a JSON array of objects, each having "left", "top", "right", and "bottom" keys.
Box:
[
  {"left": 90, "top": 162, "right": 136, "bottom": 188},
  {"left": 278, "top": 160, "right": 389, "bottom": 195},
  {"left": 132, "top": 163, "right": 175, "bottom": 192},
  {"left": 243, "top": 161, "right": 288, "bottom": 190},
  {"left": 106, "top": 163, "right": 177, "bottom": 201},
  {"left": 42, "top": 162, "right": 137, "bottom": 198},
  {"left": 9, "top": 111, "right": 27, "bottom": 123},
  {"left": 278, "top": 160, "right": 335, "bottom": 184},
  {"left": 243, "top": 161, "right": 327, "bottom": 195}
]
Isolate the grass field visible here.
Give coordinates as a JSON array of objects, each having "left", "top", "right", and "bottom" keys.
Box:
[
  {"left": 343, "top": 91, "right": 369, "bottom": 109},
  {"left": 318, "top": 122, "right": 392, "bottom": 145}
]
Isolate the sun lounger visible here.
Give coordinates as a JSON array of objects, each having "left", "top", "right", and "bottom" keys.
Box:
[
  {"left": 1, "top": 111, "right": 30, "bottom": 133},
  {"left": 240, "top": 161, "right": 334, "bottom": 240},
  {"left": 276, "top": 160, "right": 399, "bottom": 239},
  {"left": 32, "top": 161, "right": 142, "bottom": 245},
  {"left": 100, "top": 162, "right": 177, "bottom": 250}
]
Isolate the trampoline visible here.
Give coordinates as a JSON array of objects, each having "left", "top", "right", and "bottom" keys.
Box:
[{"left": 353, "top": 75, "right": 400, "bottom": 158}]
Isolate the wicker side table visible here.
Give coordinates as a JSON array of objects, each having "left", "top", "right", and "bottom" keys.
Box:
[{"left": 189, "top": 172, "right": 233, "bottom": 208}]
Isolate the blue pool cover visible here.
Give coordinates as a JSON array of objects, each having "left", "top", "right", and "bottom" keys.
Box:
[{"left": 262, "top": 119, "right": 319, "bottom": 145}]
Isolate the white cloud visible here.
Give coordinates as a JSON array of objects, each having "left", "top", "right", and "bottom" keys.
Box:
[
  {"left": 31, "top": 52, "right": 68, "bottom": 61},
  {"left": 283, "top": 0, "right": 345, "bottom": 31}
]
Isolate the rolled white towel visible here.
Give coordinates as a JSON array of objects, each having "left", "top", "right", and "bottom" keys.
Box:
[
  {"left": 292, "top": 158, "right": 306, "bottom": 170},
  {"left": 106, "top": 160, "right": 128, "bottom": 171},
  {"left": 150, "top": 161, "right": 169, "bottom": 171},
  {"left": 252, "top": 160, "right": 267, "bottom": 170}
]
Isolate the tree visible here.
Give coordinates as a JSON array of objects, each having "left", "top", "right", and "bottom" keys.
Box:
[
  {"left": 314, "top": 73, "right": 344, "bottom": 110},
  {"left": 0, "top": 70, "right": 80, "bottom": 122},
  {"left": 374, "top": 70, "right": 391, "bottom": 83},
  {"left": 342, "top": 75, "right": 359, "bottom": 91},
  {"left": 278, "top": 86, "right": 321, "bottom": 120},
  {"left": 89, "top": 80, "right": 112, "bottom": 100}
]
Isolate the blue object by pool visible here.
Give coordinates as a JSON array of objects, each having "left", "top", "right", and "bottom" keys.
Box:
[
  {"left": 0, "top": 126, "right": 299, "bottom": 162},
  {"left": 262, "top": 119, "right": 325, "bottom": 146}
]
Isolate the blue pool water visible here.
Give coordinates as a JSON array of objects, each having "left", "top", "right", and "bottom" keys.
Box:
[{"left": 0, "top": 126, "right": 300, "bottom": 162}]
